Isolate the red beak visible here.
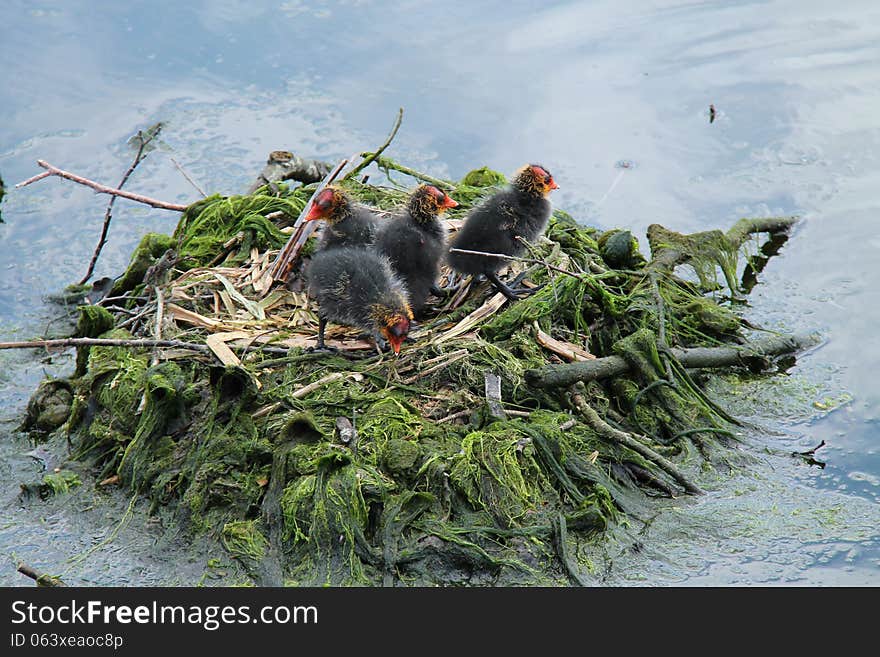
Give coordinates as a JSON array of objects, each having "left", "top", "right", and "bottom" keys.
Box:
[
  {"left": 304, "top": 204, "right": 324, "bottom": 221},
  {"left": 441, "top": 195, "right": 459, "bottom": 209},
  {"left": 548, "top": 179, "right": 560, "bottom": 190},
  {"left": 388, "top": 335, "right": 405, "bottom": 355}
]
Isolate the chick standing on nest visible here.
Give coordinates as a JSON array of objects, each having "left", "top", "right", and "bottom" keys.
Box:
[
  {"left": 373, "top": 184, "right": 458, "bottom": 316},
  {"left": 447, "top": 164, "right": 559, "bottom": 300},
  {"left": 304, "top": 186, "right": 377, "bottom": 251},
  {"left": 306, "top": 246, "right": 413, "bottom": 354}
]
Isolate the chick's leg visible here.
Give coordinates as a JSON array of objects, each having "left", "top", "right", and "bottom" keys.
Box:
[
  {"left": 485, "top": 271, "right": 534, "bottom": 301},
  {"left": 308, "top": 316, "right": 338, "bottom": 353}
]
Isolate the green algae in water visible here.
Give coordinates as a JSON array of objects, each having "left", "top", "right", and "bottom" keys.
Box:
[{"left": 41, "top": 470, "right": 82, "bottom": 496}]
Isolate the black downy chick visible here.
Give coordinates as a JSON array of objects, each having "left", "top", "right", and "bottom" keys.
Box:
[
  {"left": 305, "top": 186, "right": 377, "bottom": 251},
  {"left": 373, "top": 184, "right": 458, "bottom": 315},
  {"left": 447, "top": 164, "right": 559, "bottom": 300},
  {"left": 306, "top": 245, "right": 413, "bottom": 354}
]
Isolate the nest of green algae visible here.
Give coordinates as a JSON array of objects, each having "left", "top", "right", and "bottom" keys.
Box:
[{"left": 30, "top": 157, "right": 801, "bottom": 585}]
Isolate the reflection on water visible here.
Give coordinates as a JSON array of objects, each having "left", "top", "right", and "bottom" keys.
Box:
[{"left": 1, "top": 0, "right": 878, "bottom": 584}]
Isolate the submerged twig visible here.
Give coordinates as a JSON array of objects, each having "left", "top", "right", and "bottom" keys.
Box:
[
  {"left": 16, "top": 159, "right": 187, "bottom": 211},
  {"left": 170, "top": 157, "right": 207, "bottom": 198}
]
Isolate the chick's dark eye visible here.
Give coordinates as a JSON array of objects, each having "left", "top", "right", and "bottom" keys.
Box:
[{"left": 544, "top": 175, "right": 552, "bottom": 184}]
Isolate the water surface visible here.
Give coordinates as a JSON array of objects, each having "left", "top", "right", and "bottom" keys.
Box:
[{"left": 1, "top": 0, "right": 878, "bottom": 585}]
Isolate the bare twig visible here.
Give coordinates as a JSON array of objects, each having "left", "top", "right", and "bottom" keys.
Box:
[
  {"left": 449, "top": 248, "right": 584, "bottom": 279},
  {"left": 16, "top": 160, "right": 187, "bottom": 211},
  {"left": 370, "top": 156, "right": 454, "bottom": 189},
  {"left": 437, "top": 408, "right": 472, "bottom": 424},
  {"left": 79, "top": 126, "right": 163, "bottom": 285},
  {"left": 0, "top": 337, "right": 290, "bottom": 356},
  {"left": 401, "top": 349, "right": 469, "bottom": 385},
  {"left": 170, "top": 157, "right": 207, "bottom": 198},
  {"left": 343, "top": 107, "right": 404, "bottom": 181}
]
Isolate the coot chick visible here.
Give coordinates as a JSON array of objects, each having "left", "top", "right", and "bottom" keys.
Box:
[
  {"left": 305, "top": 186, "right": 377, "bottom": 251},
  {"left": 374, "top": 184, "right": 458, "bottom": 315},
  {"left": 306, "top": 246, "right": 413, "bottom": 354},
  {"left": 447, "top": 164, "right": 559, "bottom": 300}
]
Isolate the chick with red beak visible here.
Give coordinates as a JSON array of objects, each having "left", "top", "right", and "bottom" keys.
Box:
[
  {"left": 305, "top": 186, "right": 377, "bottom": 251},
  {"left": 448, "top": 163, "right": 559, "bottom": 301},
  {"left": 307, "top": 245, "right": 413, "bottom": 355}
]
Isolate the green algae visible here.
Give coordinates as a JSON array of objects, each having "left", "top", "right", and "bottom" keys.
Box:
[
  {"left": 110, "top": 233, "right": 175, "bottom": 296},
  {"left": 41, "top": 470, "right": 82, "bottom": 496}
]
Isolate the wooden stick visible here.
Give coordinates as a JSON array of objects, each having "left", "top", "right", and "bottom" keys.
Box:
[
  {"left": 526, "top": 332, "right": 818, "bottom": 389},
  {"left": 437, "top": 408, "right": 472, "bottom": 424},
  {"left": 17, "top": 563, "right": 66, "bottom": 587},
  {"left": 265, "top": 157, "right": 350, "bottom": 286},
  {"left": 0, "top": 337, "right": 290, "bottom": 356},
  {"left": 401, "top": 349, "right": 469, "bottom": 385},
  {"left": 15, "top": 160, "right": 188, "bottom": 211},
  {"left": 369, "top": 156, "right": 454, "bottom": 190},
  {"left": 343, "top": 107, "right": 404, "bottom": 181}
]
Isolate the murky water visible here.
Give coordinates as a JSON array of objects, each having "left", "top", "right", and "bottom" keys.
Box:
[{"left": 1, "top": 0, "right": 878, "bottom": 585}]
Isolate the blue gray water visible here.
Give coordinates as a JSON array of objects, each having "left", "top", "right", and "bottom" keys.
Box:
[{"left": 1, "top": 0, "right": 878, "bottom": 585}]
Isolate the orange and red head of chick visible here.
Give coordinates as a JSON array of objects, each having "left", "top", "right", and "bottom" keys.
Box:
[
  {"left": 378, "top": 310, "right": 413, "bottom": 355},
  {"left": 305, "top": 187, "right": 348, "bottom": 223}
]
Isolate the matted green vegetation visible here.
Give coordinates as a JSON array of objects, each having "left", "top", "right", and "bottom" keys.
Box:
[{"left": 23, "top": 156, "right": 805, "bottom": 585}]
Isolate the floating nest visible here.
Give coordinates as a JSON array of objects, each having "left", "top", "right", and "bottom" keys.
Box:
[{"left": 24, "top": 156, "right": 806, "bottom": 586}]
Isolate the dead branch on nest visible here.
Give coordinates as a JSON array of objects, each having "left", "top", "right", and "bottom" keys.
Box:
[
  {"left": 0, "top": 336, "right": 290, "bottom": 357},
  {"left": 526, "top": 332, "right": 819, "bottom": 389},
  {"left": 570, "top": 384, "right": 704, "bottom": 495},
  {"left": 16, "top": 159, "right": 188, "bottom": 211},
  {"left": 247, "top": 150, "right": 334, "bottom": 194},
  {"left": 79, "top": 124, "right": 164, "bottom": 285},
  {"left": 264, "top": 157, "right": 351, "bottom": 288}
]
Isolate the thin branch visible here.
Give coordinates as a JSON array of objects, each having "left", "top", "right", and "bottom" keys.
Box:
[
  {"left": 449, "top": 247, "right": 584, "bottom": 279},
  {"left": 0, "top": 337, "right": 291, "bottom": 356},
  {"left": 79, "top": 126, "right": 163, "bottom": 285},
  {"left": 343, "top": 107, "right": 404, "bottom": 181},
  {"left": 16, "top": 160, "right": 188, "bottom": 211},
  {"left": 371, "top": 155, "right": 454, "bottom": 189},
  {"left": 170, "top": 157, "right": 207, "bottom": 198}
]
